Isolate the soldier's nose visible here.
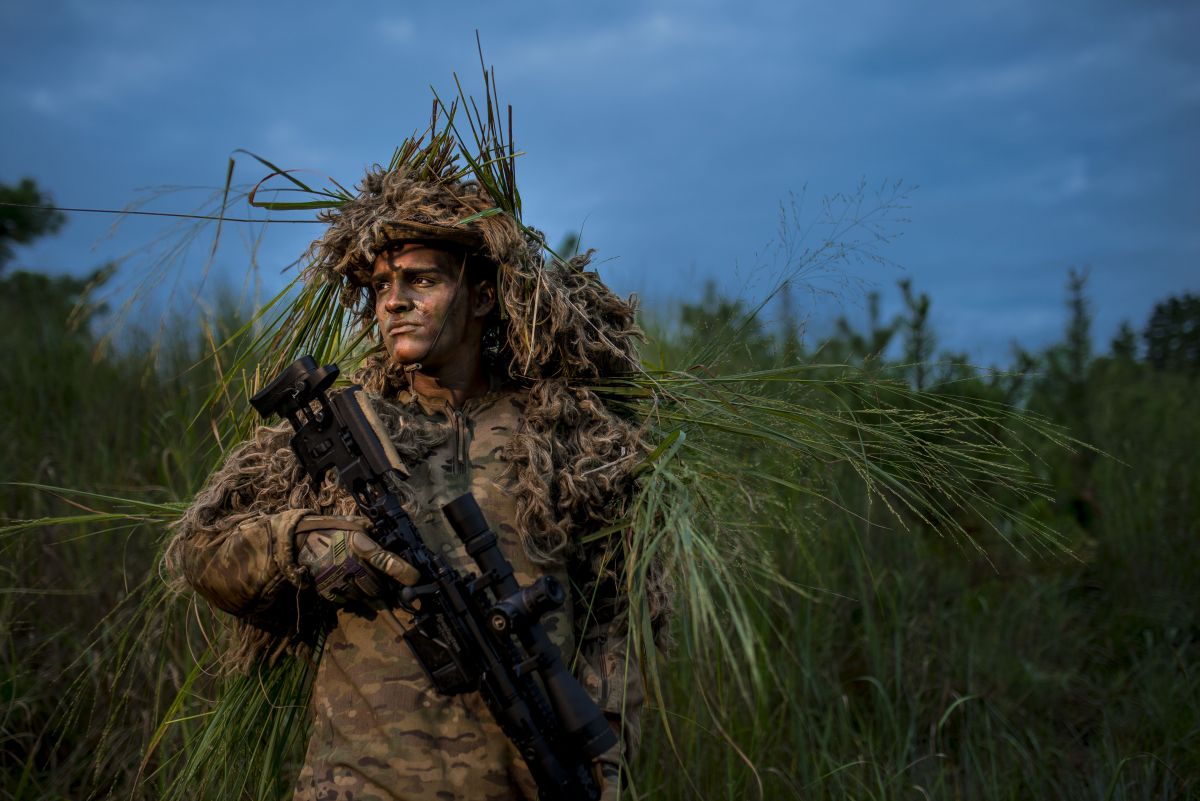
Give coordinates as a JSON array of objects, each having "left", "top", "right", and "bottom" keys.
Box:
[{"left": 384, "top": 291, "right": 412, "bottom": 312}]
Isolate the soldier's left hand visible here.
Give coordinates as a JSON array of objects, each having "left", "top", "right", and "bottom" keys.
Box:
[{"left": 593, "top": 758, "right": 622, "bottom": 801}]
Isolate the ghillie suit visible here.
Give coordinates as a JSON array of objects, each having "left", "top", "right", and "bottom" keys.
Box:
[
  {"left": 169, "top": 142, "right": 667, "bottom": 666},
  {"left": 164, "top": 99, "right": 667, "bottom": 798}
]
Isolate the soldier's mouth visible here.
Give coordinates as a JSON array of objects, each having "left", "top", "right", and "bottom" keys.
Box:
[{"left": 388, "top": 324, "right": 421, "bottom": 336}]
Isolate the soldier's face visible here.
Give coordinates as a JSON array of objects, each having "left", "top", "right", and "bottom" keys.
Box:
[{"left": 371, "top": 244, "right": 494, "bottom": 372}]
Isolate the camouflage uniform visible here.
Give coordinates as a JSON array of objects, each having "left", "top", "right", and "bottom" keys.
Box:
[{"left": 177, "top": 381, "right": 641, "bottom": 801}]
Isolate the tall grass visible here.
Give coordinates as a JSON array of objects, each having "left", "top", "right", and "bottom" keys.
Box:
[
  {"left": 2, "top": 265, "right": 1196, "bottom": 800},
  {"left": 624, "top": 300, "right": 1198, "bottom": 799},
  {"left": 1, "top": 271, "right": 242, "bottom": 801}
]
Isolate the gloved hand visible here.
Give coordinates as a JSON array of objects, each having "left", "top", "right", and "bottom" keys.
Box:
[
  {"left": 593, "top": 758, "right": 622, "bottom": 801},
  {"left": 591, "top": 731, "right": 624, "bottom": 801},
  {"left": 295, "top": 516, "right": 420, "bottom": 606}
]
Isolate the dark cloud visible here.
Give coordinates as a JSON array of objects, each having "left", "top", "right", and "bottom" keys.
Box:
[{"left": 1, "top": 0, "right": 1196, "bottom": 361}]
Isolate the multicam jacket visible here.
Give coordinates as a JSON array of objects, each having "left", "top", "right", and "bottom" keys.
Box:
[{"left": 175, "top": 383, "right": 641, "bottom": 801}]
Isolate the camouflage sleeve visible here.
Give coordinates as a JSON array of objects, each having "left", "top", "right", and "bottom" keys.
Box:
[
  {"left": 576, "top": 617, "right": 646, "bottom": 762},
  {"left": 167, "top": 422, "right": 325, "bottom": 646},
  {"left": 570, "top": 535, "right": 647, "bottom": 762},
  {"left": 175, "top": 508, "right": 310, "bottom": 618}
]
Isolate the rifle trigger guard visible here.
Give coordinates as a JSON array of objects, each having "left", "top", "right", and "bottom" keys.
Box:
[{"left": 400, "top": 582, "right": 438, "bottom": 611}]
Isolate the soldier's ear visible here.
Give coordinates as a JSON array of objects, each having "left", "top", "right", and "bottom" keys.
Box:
[{"left": 473, "top": 280, "right": 496, "bottom": 319}]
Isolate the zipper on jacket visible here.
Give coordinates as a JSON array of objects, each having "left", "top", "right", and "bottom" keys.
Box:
[{"left": 450, "top": 408, "right": 468, "bottom": 476}]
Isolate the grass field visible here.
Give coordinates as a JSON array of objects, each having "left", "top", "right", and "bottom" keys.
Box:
[{"left": 2, "top": 268, "right": 1196, "bottom": 800}]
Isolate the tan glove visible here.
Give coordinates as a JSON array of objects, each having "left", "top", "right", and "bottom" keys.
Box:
[
  {"left": 592, "top": 729, "right": 624, "bottom": 801},
  {"left": 296, "top": 516, "right": 420, "bottom": 606},
  {"left": 593, "top": 757, "right": 622, "bottom": 801},
  {"left": 595, "top": 762, "right": 624, "bottom": 796}
]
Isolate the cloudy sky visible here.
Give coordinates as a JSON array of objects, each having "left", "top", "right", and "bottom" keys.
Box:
[{"left": 2, "top": 0, "right": 1197, "bottom": 363}]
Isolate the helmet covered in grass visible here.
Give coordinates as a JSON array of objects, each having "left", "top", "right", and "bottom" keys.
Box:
[{"left": 306, "top": 121, "right": 642, "bottom": 383}]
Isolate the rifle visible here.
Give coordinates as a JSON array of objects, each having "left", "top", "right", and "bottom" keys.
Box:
[{"left": 250, "top": 355, "right": 616, "bottom": 801}]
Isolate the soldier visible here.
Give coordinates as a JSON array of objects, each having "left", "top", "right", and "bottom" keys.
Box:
[{"left": 167, "top": 146, "right": 656, "bottom": 800}]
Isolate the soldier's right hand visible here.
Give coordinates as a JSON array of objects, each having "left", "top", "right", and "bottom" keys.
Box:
[{"left": 295, "top": 516, "right": 420, "bottom": 606}]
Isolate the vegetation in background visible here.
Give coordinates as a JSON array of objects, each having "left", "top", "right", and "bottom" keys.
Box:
[
  {"left": 0, "top": 178, "right": 64, "bottom": 272},
  {"left": 2, "top": 176, "right": 1197, "bottom": 800},
  {"left": 634, "top": 270, "right": 1198, "bottom": 799}
]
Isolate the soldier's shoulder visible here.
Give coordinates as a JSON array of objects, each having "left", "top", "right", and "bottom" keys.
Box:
[{"left": 218, "top": 420, "right": 295, "bottom": 466}]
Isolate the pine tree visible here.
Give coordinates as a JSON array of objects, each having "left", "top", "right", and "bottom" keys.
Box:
[
  {"left": 899, "top": 278, "right": 934, "bottom": 390},
  {"left": 1144, "top": 293, "right": 1200, "bottom": 374}
]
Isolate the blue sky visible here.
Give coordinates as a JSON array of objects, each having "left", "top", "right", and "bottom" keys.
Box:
[{"left": 2, "top": 0, "right": 1197, "bottom": 364}]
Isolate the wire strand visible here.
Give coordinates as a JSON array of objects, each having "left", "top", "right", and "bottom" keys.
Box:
[{"left": 0, "top": 201, "right": 321, "bottom": 224}]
